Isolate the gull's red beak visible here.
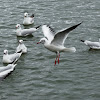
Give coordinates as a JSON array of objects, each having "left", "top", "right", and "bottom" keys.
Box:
[{"left": 37, "top": 42, "right": 40, "bottom": 44}]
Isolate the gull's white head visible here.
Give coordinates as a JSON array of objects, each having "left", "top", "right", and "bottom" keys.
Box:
[
  {"left": 24, "top": 12, "right": 28, "bottom": 17},
  {"left": 37, "top": 38, "right": 48, "bottom": 44},
  {"left": 19, "top": 40, "right": 23, "bottom": 44},
  {"left": 16, "top": 24, "right": 21, "bottom": 29},
  {"left": 4, "top": 50, "right": 8, "bottom": 55}
]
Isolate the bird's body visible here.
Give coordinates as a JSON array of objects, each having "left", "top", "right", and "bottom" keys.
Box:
[
  {"left": 3, "top": 50, "right": 22, "bottom": 64},
  {"left": 0, "top": 64, "right": 17, "bottom": 80},
  {"left": 43, "top": 39, "right": 76, "bottom": 53},
  {"left": 81, "top": 39, "right": 100, "bottom": 49},
  {"left": 37, "top": 22, "right": 82, "bottom": 65},
  {"left": 16, "top": 40, "right": 27, "bottom": 53},
  {"left": 23, "top": 12, "right": 34, "bottom": 25},
  {"left": 15, "top": 24, "right": 40, "bottom": 36}
]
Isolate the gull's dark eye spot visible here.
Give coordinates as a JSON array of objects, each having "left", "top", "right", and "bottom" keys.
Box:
[{"left": 41, "top": 40, "right": 45, "bottom": 44}]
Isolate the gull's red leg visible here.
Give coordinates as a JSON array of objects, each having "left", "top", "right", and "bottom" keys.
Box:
[
  {"left": 55, "top": 59, "right": 56, "bottom": 65},
  {"left": 54, "top": 54, "right": 58, "bottom": 66},
  {"left": 58, "top": 52, "right": 60, "bottom": 64}
]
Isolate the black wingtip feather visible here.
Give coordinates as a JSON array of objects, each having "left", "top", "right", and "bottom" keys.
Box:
[
  {"left": 30, "top": 14, "right": 34, "bottom": 18},
  {"left": 65, "top": 22, "right": 82, "bottom": 33},
  {"left": 35, "top": 25, "right": 41, "bottom": 29}
]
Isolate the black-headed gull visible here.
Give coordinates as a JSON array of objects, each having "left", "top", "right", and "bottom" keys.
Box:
[
  {"left": 16, "top": 40, "right": 27, "bottom": 53},
  {"left": 37, "top": 22, "right": 82, "bottom": 65},
  {"left": 15, "top": 24, "right": 40, "bottom": 36},
  {"left": 23, "top": 12, "right": 34, "bottom": 25},
  {"left": 3, "top": 49, "right": 22, "bottom": 64},
  {"left": 81, "top": 39, "right": 100, "bottom": 49},
  {"left": 0, "top": 63, "right": 17, "bottom": 80}
]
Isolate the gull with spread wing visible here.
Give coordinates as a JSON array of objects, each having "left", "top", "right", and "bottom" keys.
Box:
[{"left": 37, "top": 22, "right": 82, "bottom": 65}]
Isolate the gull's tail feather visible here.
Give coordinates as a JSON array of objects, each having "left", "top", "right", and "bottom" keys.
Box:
[
  {"left": 16, "top": 49, "right": 22, "bottom": 53},
  {"left": 11, "top": 58, "right": 18, "bottom": 64},
  {"left": 30, "top": 14, "right": 34, "bottom": 18},
  {"left": 64, "top": 47, "right": 76, "bottom": 52},
  {"left": 35, "top": 25, "right": 41, "bottom": 29}
]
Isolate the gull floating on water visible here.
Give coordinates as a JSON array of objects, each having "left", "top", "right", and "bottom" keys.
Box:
[
  {"left": 37, "top": 22, "right": 82, "bottom": 65},
  {"left": 3, "top": 49, "right": 22, "bottom": 64},
  {"left": 81, "top": 39, "right": 100, "bottom": 49},
  {"left": 0, "top": 63, "right": 17, "bottom": 81},
  {"left": 15, "top": 24, "right": 40, "bottom": 36},
  {"left": 16, "top": 40, "right": 27, "bottom": 53},
  {"left": 23, "top": 12, "right": 34, "bottom": 25}
]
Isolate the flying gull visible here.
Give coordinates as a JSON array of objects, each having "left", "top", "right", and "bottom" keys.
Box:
[{"left": 37, "top": 22, "right": 82, "bottom": 65}]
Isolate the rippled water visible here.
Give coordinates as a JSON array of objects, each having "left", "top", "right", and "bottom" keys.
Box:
[{"left": 0, "top": 0, "right": 100, "bottom": 100}]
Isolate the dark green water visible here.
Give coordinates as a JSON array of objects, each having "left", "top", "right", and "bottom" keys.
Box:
[{"left": 0, "top": 0, "right": 100, "bottom": 100}]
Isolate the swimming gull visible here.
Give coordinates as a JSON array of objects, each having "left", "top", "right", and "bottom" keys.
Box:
[
  {"left": 0, "top": 63, "right": 17, "bottom": 81},
  {"left": 3, "top": 49, "right": 22, "bottom": 64},
  {"left": 23, "top": 12, "right": 34, "bottom": 25},
  {"left": 81, "top": 39, "right": 100, "bottom": 49},
  {"left": 16, "top": 40, "right": 27, "bottom": 53},
  {"left": 15, "top": 24, "right": 40, "bottom": 36}
]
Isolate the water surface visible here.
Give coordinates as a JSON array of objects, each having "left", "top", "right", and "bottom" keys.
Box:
[{"left": 0, "top": 0, "right": 100, "bottom": 100}]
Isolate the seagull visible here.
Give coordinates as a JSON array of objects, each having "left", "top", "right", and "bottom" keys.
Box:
[
  {"left": 37, "top": 22, "right": 82, "bottom": 65},
  {"left": 0, "top": 63, "right": 17, "bottom": 81},
  {"left": 23, "top": 12, "right": 34, "bottom": 25},
  {"left": 81, "top": 39, "right": 100, "bottom": 49},
  {"left": 3, "top": 49, "right": 22, "bottom": 64},
  {"left": 16, "top": 40, "right": 27, "bottom": 53},
  {"left": 15, "top": 24, "right": 40, "bottom": 36}
]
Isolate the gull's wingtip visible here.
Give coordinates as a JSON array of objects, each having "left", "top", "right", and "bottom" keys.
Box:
[
  {"left": 75, "top": 21, "right": 83, "bottom": 27},
  {"left": 65, "top": 21, "right": 83, "bottom": 33}
]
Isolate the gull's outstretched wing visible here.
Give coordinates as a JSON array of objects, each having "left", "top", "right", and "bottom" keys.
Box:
[
  {"left": 42, "top": 25, "right": 55, "bottom": 42},
  {"left": 51, "top": 22, "right": 82, "bottom": 46}
]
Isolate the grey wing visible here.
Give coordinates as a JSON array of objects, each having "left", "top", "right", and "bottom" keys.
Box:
[
  {"left": 87, "top": 42, "right": 100, "bottom": 47},
  {"left": 51, "top": 22, "right": 82, "bottom": 46},
  {"left": 21, "top": 29, "right": 35, "bottom": 36},
  {"left": 9, "top": 53, "right": 20, "bottom": 63},
  {"left": 0, "top": 66, "right": 11, "bottom": 73},
  {"left": 42, "top": 25, "right": 55, "bottom": 42}
]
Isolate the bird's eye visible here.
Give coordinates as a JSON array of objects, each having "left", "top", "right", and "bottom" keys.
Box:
[{"left": 41, "top": 40, "right": 45, "bottom": 44}]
